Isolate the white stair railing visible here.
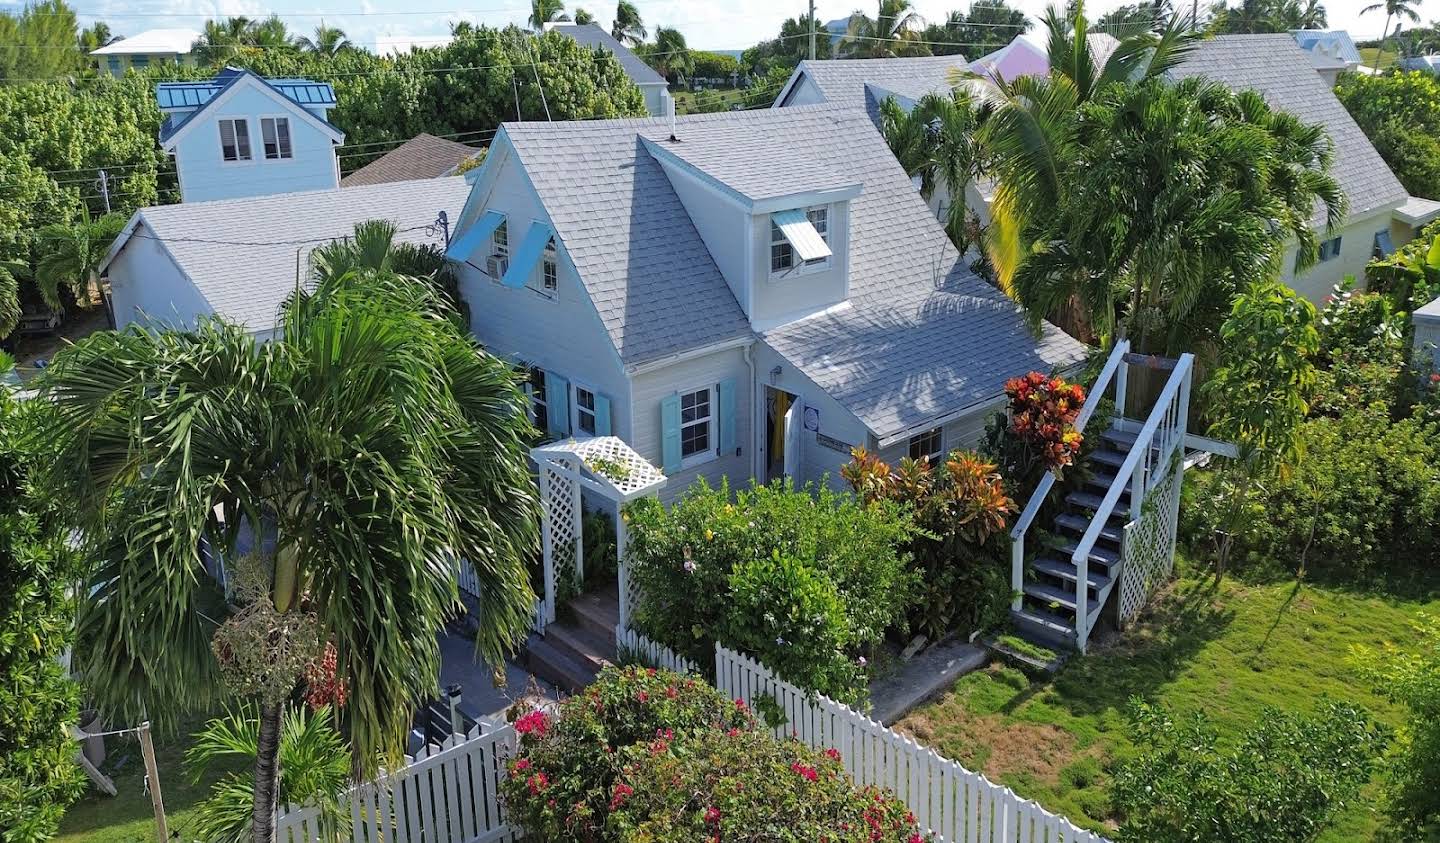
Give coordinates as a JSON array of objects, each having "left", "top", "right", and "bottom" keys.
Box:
[
  {"left": 1069, "top": 353, "right": 1193, "bottom": 651},
  {"left": 1008, "top": 340, "right": 1131, "bottom": 615}
]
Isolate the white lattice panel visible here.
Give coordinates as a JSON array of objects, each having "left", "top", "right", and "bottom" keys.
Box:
[
  {"left": 545, "top": 463, "right": 579, "bottom": 589},
  {"left": 1118, "top": 464, "right": 1182, "bottom": 628}
]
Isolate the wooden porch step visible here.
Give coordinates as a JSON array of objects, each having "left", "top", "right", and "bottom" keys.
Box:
[
  {"left": 1101, "top": 428, "right": 1139, "bottom": 450},
  {"left": 1054, "top": 513, "right": 1124, "bottom": 545},
  {"left": 1023, "top": 581, "right": 1079, "bottom": 612},
  {"left": 545, "top": 622, "right": 615, "bottom": 671},
  {"left": 1009, "top": 607, "right": 1076, "bottom": 648},
  {"left": 1091, "top": 448, "right": 1129, "bottom": 470},
  {"left": 567, "top": 589, "right": 620, "bottom": 644},
  {"left": 524, "top": 633, "right": 599, "bottom": 694},
  {"left": 1053, "top": 539, "right": 1120, "bottom": 569},
  {"left": 1032, "top": 557, "right": 1112, "bottom": 592}
]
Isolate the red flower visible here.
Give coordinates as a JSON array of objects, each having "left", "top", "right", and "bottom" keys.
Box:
[
  {"left": 510, "top": 758, "right": 531, "bottom": 778},
  {"left": 527, "top": 772, "right": 549, "bottom": 796},
  {"left": 824, "top": 748, "right": 842, "bottom": 762},
  {"left": 909, "top": 835, "right": 924, "bottom": 843},
  {"left": 636, "top": 691, "right": 649, "bottom": 703},
  {"left": 790, "top": 762, "right": 818, "bottom": 782},
  {"left": 515, "top": 709, "right": 550, "bottom": 738},
  {"left": 608, "top": 783, "right": 634, "bottom": 811},
  {"left": 704, "top": 806, "right": 722, "bottom": 824}
]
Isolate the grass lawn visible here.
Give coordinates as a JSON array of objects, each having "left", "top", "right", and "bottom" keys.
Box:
[
  {"left": 672, "top": 86, "right": 748, "bottom": 114},
  {"left": 894, "top": 564, "right": 1438, "bottom": 841},
  {"left": 57, "top": 712, "right": 245, "bottom": 843},
  {"left": 1358, "top": 47, "right": 1399, "bottom": 70}
]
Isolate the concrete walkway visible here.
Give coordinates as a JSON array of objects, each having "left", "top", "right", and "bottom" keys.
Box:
[
  {"left": 867, "top": 637, "right": 989, "bottom": 725},
  {"left": 437, "top": 630, "right": 555, "bottom": 720}
]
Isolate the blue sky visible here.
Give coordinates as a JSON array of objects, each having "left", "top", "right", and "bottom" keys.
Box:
[{"left": 75, "top": 0, "right": 1440, "bottom": 55}]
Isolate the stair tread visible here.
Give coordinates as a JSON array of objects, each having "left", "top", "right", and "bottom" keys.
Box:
[
  {"left": 1054, "top": 540, "right": 1120, "bottom": 566},
  {"left": 1023, "top": 581, "right": 1080, "bottom": 611},
  {"left": 525, "top": 634, "right": 599, "bottom": 693},
  {"left": 545, "top": 622, "right": 616, "bottom": 668},
  {"left": 1010, "top": 607, "right": 1076, "bottom": 639},
  {"left": 1065, "top": 490, "right": 1111, "bottom": 511},
  {"left": 1033, "top": 557, "right": 1113, "bottom": 590},
  {"left": 1054, "top": 513, "right": 1125, "bottom": 543},
  {"left": 1101, "top": 428, "right": 1139, "bottom": 448},
  {"left": 1091, "top": 449, "right": 1128, "bottom": 468},
  {"left": 569, "top": 589, "right": 620, "bottom": 625}
]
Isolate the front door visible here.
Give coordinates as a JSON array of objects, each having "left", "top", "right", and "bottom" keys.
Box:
[{"left": 765, "top": 386, "right": 800, "bottom": 484}]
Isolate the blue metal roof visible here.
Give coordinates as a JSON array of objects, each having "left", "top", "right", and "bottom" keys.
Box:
[
  {"left": 156, "top": 68, "right": 342, "bottom": 145},
  {"left": 1290, "top": 30, "right": 1362, "bottom": 66}
]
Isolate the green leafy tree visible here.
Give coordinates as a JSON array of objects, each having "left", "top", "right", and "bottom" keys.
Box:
[
  {"left": 1336, "top": 70, "right": 1440, "bottom": 200},
  {"left": 879, "top": 89, "right": 982, "bottom": 248},
  {"left": 840, "top": 0, "right": 928, "bottom": 58},
  {"left": 187, "top": 705, "right": 351, "bottom": 843},
  {"left": 0, "top": 351, "right": 86, "bottom": 840},
  {"left": 573, "top": 7, "right": 594, "bottom": 25},
  {"left": 0, "top": 0, "right": 82, "bottom": 82},
  {"left": 37, "top": 225, "right": 541, "bottom": 842},
  {"left": 0, "top": 260, "right": 25, "bottom": 340},
  {"left": 529, "top": 0, "right": 568, "bottom": 29},
  {"left": 1209, "top": 0, "right": 1328, "bottom": 33},
  {"left": 611, "top": 0, "right": 646, "bottom": 45},
  {"left": 77, "top": 21, "right": 118, "bottom": 53},
  {"left": 1201, "top": 278, "right": 1319, "bottom": 578},
  {"left": 923, "top": 2, "right": 1032, "bottom": 56},
  {"left": 296, "top": 23, "right": 351, "bottom": 57},
  {"left": 1113, "top": 698, "right": 1386, "bottom": 842},
  {"left": 33, "top": 213, "right": 127, "bottom": 311},
  {"left": 1363, "top": 0, "right": 1423, "bottom": 69},
  {"left": 743, "top": 13, "right": 834, "bottom": 72},
  {"left": 1352, "top": 614, "right": 1440, "bottom": 832}
]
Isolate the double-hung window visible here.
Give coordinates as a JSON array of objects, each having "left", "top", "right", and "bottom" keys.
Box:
[
  {"left": 131, "top": 55, "right": 149, "bottom": 68},
  {"left": 541, "top": 238, "right": 558, "bottom": 292},
  {"left": 575, "top": 387, "right": 597, "bottom": 435},
  {"left": 908, "top": 427, "right": 944, "bottom": 464},
  {"left": 769, "top": 206, "right": 830, "bottom": 274},
  {"left": 680, "top": 387, "right": 712, "bottom": 461},
  {"left": 1319, "top": 235, "right": 1343, "bottom": 262},
  {"left": 261, "top": 117, "right": 293, "bottom": 160},
  {"left": 527, "top": 366, "right": 548, "bottom": 433},
  {"left": 219, "top": 119, "right": 251, "bottom": 162}
]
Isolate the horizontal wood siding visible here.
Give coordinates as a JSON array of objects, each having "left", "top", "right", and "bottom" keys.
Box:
[
  {"left": 630, "top": 346, "right": 752, "bottom": 503},
  {"left": 1283, "top": 208, "right": 1398, "bottom": 304},
  {"left": 877, "top": 401, "right": 1001, "bottom": 467},
  {"left": 752, "top": 342, "right": 870, "bottom": 494}
]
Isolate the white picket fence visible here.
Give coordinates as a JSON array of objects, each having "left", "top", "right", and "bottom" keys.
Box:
[
  {"left": 614, "top": 625, "right": 703, "bottom": 675},
  {"left": 714, "top": 645, "right": 1110, "bottom": 843},
  {"left": 276, "top": 719, "right": 520, "bottom": 843}
]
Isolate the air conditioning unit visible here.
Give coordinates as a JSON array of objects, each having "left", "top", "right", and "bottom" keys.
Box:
[{"left": 486, "top": 255, "right": 509, "bottom": 280}]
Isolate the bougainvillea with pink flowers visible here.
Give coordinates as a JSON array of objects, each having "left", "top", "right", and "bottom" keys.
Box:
[{"left": 500, "top": 665, "right": 927, "bottom": 842}]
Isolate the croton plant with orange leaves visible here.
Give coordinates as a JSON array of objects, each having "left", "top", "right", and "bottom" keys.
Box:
[{"left": 1004, "top": 371, "right": 1086, "bottom": 474}]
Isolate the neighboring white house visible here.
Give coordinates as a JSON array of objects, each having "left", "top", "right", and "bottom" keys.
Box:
[
  {"left": 443, "top": 104, "right": 1086, "bottom": 501},
  {"left": 89, "top": 28, "right": 200, "bottom": 77},
  {"left": 157, "top": 68, "right": 345, "bottom": 204},
  {"left": 99, "top": 177, "right": 465, "bottom": 339},
  {"left": 1290, "top": 29, "right": 1363, "bottom": 85},
  {"left": 546, "top": 23, "right": 672, "bottom": 116}
]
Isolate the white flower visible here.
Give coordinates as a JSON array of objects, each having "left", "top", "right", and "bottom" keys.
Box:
[
  {"left": 683, "top": 560, "right": 697, "bottom": 574},
  {"left": 857, "top": 656, "right": 868, "bottom": 668},
  {"left": 775, "top": 636, "right": 786, "bottom": 646}
]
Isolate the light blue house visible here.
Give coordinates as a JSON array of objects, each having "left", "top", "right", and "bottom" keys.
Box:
[{"left": 157, "top": 68, "right": 345, "bottom": 204}]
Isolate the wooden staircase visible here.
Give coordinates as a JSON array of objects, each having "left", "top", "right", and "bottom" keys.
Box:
[
  {"left": 524, "top": 587, "right": 618, "bottom": 693},
  {"left": 1007, "top": 342, "right": 1195, "bottom": 653}
]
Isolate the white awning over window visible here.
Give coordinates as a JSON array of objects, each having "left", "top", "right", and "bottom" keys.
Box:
[{"left": 771, "top": 208, "right": 832, "bottom": 262}]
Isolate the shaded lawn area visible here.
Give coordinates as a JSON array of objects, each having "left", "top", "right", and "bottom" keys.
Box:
[
  {"left": 894, "top": 566, "right": 1438, "bottom": 841},
  {"left": 57, "top": 712, "right": 245, "bottom": 843},
  {"left": 1357, "top": 47, "right": 1399, "bottom": 70}
]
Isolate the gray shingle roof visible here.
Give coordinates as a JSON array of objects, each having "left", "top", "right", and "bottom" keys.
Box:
[
  {"left": 784, "top": 56, "right": 970, "bottom": 124},
  {"left": 548, "top": 23, "right": 666, "bottom": 87},
  {"left": 502, "top": 105, "right": 1087, "bottom": 437},
  {"left": 1170, "top": 34, "right": 1407, "bottom": 224},
  {"left": 341, "top": 133, "right": 481, "bottom": 187},
  {"left": 113, "top": 178, "right": 466, "bottom": 332},
  {"left": 643, "top": 129, "right": 858, "bottom": 204}
]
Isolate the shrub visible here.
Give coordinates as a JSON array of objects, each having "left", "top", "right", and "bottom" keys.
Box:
[
  {"left": 1336, "top": 71, "right": 1440, "bottom": 201},
  {"left": 499, "top": 666, "right": 753, "bottom": 842},
  {"left": 1352, "top": 614, "right": 1440, "bottom": 832},
  {"left": 1112, "top": 698, "right": 1386, "bottom": 843},
  {"left": 998, "top": 371, "right": 1086, "bottom": 480},
  {"left": 843, "top": 448, "right": 1015, "bottom": 639},
  {"left": 689, "top": 50, "right": 740, "bottom": 79},
  {"left": 624, "top": 479, "right": 916, "bottom": 705},
  {"left": 611, "top": 727, "right": 924, "bottom": 842},
  {"left": 500, "top": 666, "right": 925, "bottom": 843}
]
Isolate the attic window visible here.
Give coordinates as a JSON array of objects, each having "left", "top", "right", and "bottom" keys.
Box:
[
  {"left": 219, "top": 119, "right": 251, "bottom": 162},
  {"left": 770, "top": 206, "right": 832, "bottom": 275},
  {"left": 261, "top": 117, "right": 293, "bottom": 160}
]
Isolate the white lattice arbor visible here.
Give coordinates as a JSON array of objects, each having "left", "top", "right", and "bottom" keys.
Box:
[{"left": 530, "top": 437, "right": 666, "bottom": 632}]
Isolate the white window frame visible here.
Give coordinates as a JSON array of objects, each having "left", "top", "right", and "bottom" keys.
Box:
[
  {"left": 485, "top": 219, "right": 509, "bottom": 283},
  {"left": 573, "top": 384, "right": 598, "bottom": 437},
  {"left": 908, "top": 426, "right": 944, "bottom": 464},
  {"left": 525, "top": 365, "right": 549, "bottom": 432},
  {"left": 768, "top": 204, "right": 832, "bottom": 280},
  {"left": 259, "top": 115, "right": 293, "bottom": 161},
  {"left": 217, "top": 117, "right": 253, "bottom": 164},
  {"left": 541, "top": 239, "right": 559, "bottom": 293},
  {"left": 678, "top": 384, "right": 716, "bottom": 468}
]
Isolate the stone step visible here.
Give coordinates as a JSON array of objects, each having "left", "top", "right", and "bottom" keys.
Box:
[
  {"left": 567, "top": 589, "right": 620, "bottom": 644},
  {"left": 1032, "top": 557, "right": 1112, "bottom": 594},
  {"left": 524, "top": 633, "right": 598, "bottom": 695},
  {"left": 545, "top": 622, "right": 615, "bottom": 672}
]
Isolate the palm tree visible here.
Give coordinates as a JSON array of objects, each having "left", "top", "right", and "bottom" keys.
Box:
[
  {"left": 1363, "top": 0, "right": 1422, "bottom": 70},
  {"left": 0, "top": 260, "right": 23, "bottom": 340},
  {"left": 249, "top": 15, "right": 294, "bottom": 49},
  {"left": 192, "top": 17, "right": 257, "bottom": 65},
  {"left": 649, "top": 26, "right": 691, "bottom": 81},
  {"left": 33, "top": 213, "right": 126, "bottom": 311},
  {"left": 297, "top": 23, "right": 351, "bottom": 56},
  {"left": 879, "top": 90, "right": 983, "bottom": 248},
  {"left": 1288, "top": 0, "right": 1327, "bottom": 29},
  {"left": 78, "top": 21, "right": 119, "bottom": 53},
  {"left": 574, "top": 7, "right": 595, "bottom": 24},
  {"left": 611, "top": 0, "right": 646, "bottom": 44},
  {"left": 529, "top": 0, "right": 569, "bottom": 30},
  {"left": 38, "top": 220, "right": 540, "bottom": 843},
  {"left": 841, "top": 0, "right": 927, "bottom": 58}
]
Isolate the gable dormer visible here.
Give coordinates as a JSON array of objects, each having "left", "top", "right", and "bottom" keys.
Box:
[
  {"left": 157, "top": 68, "right": 345, "bottom": 204},
  {"left": 641, "top": 134, "right": 861, "bottom": 332}
]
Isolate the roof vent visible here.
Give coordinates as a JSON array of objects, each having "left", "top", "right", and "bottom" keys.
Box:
[{"left": 667, "top": 95, "right": 679, "bottom": 143}]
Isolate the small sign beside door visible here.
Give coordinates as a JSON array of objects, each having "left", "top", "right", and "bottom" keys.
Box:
[
  {"left": 815, "top": 432, "right": 852, "bottom": 454},
  {"left": 803, "top": 406, "right": 820, "bottom": 432}
]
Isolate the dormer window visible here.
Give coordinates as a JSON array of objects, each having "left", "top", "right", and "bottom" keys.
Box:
[
  {"left": 219, "top": 119, "right": 251, "bottom": 162},
  {"left": 542, "top": 238, "right": 559, "bottom": 291},
  {"left": 261, "top": 117, "right": 293, "bottom": 160},
  {"left": 770, "top": 206, "right": 832, "bottom": 276}
]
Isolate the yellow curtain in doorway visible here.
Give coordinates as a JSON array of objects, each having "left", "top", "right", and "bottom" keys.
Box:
[{"left": 770, "top": 390, "right": 791, "bottom": 464}]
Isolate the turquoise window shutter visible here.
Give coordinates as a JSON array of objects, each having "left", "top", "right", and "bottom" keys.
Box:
[
  {"left": 545, "top": 371, "right": 570, "bottom": 439},
  {"left": 660, "top": 394, "right": 682, "bottom": 474},
  {"left": 501, "top": 221, "right": 553, "bottom": 288},
  {"left": 717, "top": 378, "right": 737, "bottom": 454},
  {"left": 594, "top": 393, "right": 612, "bottom": 436}
]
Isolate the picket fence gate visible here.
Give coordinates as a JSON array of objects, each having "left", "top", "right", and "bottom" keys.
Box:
[
  {"left": 276, "top": 719, "right": 520, "bottom": 843},
  {"left": 715, "top": 645, "right": 1110, "bottom": 843}
]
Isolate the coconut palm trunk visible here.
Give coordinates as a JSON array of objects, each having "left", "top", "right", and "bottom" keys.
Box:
[{"left": 251, "top": 701, "right": 284, "bottom": 842}]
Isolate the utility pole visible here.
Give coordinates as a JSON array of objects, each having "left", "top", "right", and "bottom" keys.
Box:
[
  {"left": 809, "top": 0, "right": 817, "bottom": 61},
  {"left": 95, "top": 168, "right": 111, "bottom": 214},
  {"left": 137, "top": 722, "right": 168, "bottom": 843}
]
